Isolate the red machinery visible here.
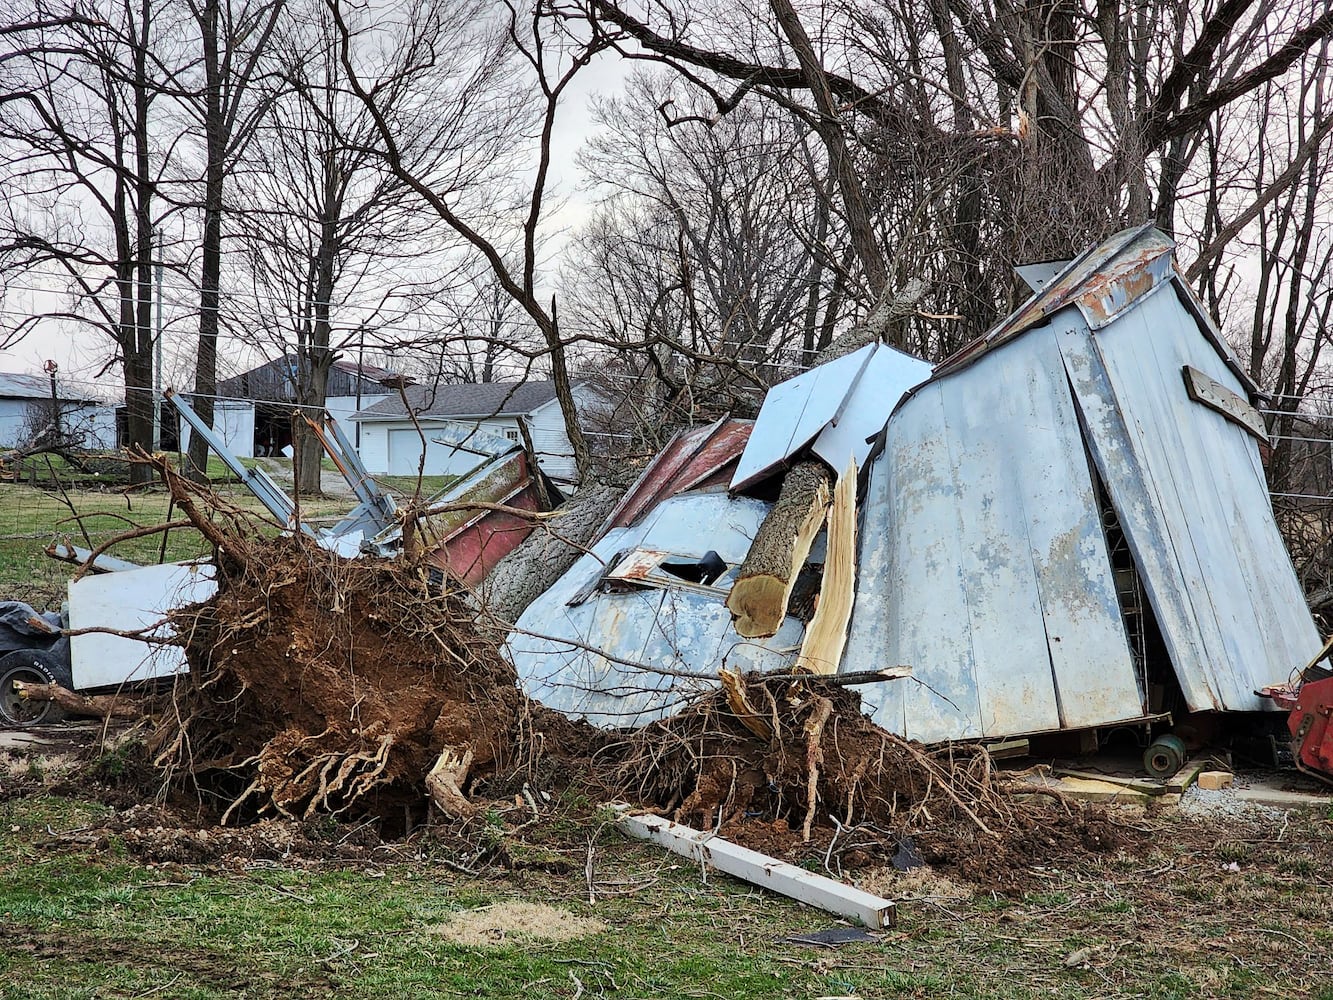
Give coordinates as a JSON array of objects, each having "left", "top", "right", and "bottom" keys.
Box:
[{"left": 1260, "top": 636, "right": 1333, "bottom": 786}]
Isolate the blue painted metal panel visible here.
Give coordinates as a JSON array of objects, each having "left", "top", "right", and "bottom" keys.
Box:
[
  {"left": 845, "top": 321, "right": 1142, "bottom": 742},
  {"left": 1058, "top": 284, "right": 1323, "bottom": 711},
  {"left": 731, "top": 345, "right": 876, "bottom": 490},
  {"left": 507, "top": 493, "right": 804, "bottom": 727},
  {"left": 811, "top": 345, "right": 930, "bottom": 472}
]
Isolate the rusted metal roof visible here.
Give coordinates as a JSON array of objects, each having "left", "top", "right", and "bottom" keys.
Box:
[
  {"left": 934, "top": 225, "right": 1175, "bottom": 377},
  {"left": 601, "top": 418, "right": 753, "bottom": 533}
]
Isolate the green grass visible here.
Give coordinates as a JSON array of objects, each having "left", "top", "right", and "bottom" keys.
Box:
[
  {"left": 2, "top": 791, "right": 1332, "bottom": 999},
  {"left": 0, "top": 472, "right": 356, "bottom": 609}
]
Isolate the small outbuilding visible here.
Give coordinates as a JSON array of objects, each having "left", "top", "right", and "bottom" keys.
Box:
[
  {"left": 0, "top": 372, "right": 116, "bottom": 450},
  {"left": 508, "top": 225, "right": 1324, "bottom": 747}
]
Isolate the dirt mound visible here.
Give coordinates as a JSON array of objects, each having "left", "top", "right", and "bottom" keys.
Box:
[
  {"left": 148, "top": 531, "right": 522, "bottom": 830},
  {"left": 599, "top": 673, "right": 1134, "bottom": 889}
]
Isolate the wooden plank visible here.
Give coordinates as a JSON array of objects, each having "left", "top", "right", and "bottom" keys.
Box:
[
  {"left": 1051, "top": 768, "right": 1166, "bottom": 796},
  {"left": 1164, "top": 760, "right": 1207, "bottom": 794},
  {"left": 617, "top": 811, "right": 896, "bottom": 929},
  {"left": 1182, "top": 365, "right": 1267, "bottom": 441}
]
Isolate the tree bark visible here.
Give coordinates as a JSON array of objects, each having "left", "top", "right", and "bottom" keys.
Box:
[
  {"left": 14, "top": 681, "right": 142, "bottom": 719},
  {"left": 479, "top": 483, "right": 623, "bottom": 625},
  {"left": 726, "top": 461, "right": 831, "bottom": 638}
]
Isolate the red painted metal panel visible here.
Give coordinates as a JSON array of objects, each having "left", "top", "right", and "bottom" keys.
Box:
[{"left": 608, "top": 418, "right": 753, "bottom": 531}]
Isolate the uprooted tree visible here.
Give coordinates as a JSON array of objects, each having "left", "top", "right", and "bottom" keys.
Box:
[{"left": 10, "top": 458, "right": 1129, "bottom": 886}]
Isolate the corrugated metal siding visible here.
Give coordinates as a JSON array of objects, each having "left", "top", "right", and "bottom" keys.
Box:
[
  {"left": 1057, "top": 284, "right": 1322, "bottom": 711},
  {"left": 508, "top": 493, "right": 803, "bottom": 728},
  {"left": 844, "top": 319, "right": 1143, "bottom": 742}
]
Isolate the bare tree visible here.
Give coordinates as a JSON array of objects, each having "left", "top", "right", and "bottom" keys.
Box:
[
  {"left": 180, "top": 0, "right": 285, "bottom": 481},
  {"left": 225, "top": 0, "right": 471, "bottom": 493},
  {"left": 581, "top": 0, "right": 1333, "bottom": 354},
  {"left": 0, "top": 1, "right": 176, "bottom": 483},
  {"left": 325, "top": 0, "right": 615, "bottom": 482}
]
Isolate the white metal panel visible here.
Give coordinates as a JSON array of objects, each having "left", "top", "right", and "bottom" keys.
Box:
[
  {"left": 731, "top": 345, "right": 876, "bottom": 490},
  {"left": 69, "top": 562, "right": 216, "bottom": 690},
  {"left": 1058, "top": 286, "right": 1322, "bottom": 710},
  {"left": 811, "top": 344, "right": 930, "bottom": 472},
  {"left": 846, "top": 323, "right": 1141, "bottom": 742},
  {"left": 507, "top": 493, "right": 803, "bottom": 728}
]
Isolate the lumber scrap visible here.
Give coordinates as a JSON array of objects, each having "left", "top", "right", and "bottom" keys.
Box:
[
  {"left": 726, "top": 462, "right": 831, "bottom": 638},
  {"left": 13, "top": 681, "right": 141, "bottom": 719},
  {"left": 616, "top": 810, "right": 896, "bottom": 929},
  {"left": 794, "top": 458, "right": 857, "bottom": 674}
]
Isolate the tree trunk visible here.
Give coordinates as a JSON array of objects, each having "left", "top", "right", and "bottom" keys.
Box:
[
  {"left": 127, "top": 0, "right": 157, "bottom": 486},
  {"left": 479, "top": 483, "right": 623, "bottom": 625},
  {"left": 726, "top": 461, "right": 831, "bottom": 638},
  {"left": 187, "top": 0, "right": 224, "bottom": 484}
]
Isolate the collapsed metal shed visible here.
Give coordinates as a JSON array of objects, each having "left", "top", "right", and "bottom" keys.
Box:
[
  {"left": 844, "top": 225, "right": 1322, "bottom": 741},
  {"left": 509, "top": 225, "right": 1323, "bottom": 742}
]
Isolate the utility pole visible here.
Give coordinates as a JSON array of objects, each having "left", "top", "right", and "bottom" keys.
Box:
[{"left": 152, "top": 227, "right": 163, "bottom": 451}]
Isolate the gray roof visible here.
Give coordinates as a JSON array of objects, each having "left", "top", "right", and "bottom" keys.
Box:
[
  {"left": 351, "top": 381, "right": 559, "bottom": 422},
  {"left": 0, "top": 372, "right": 99, "bottom": 403}
]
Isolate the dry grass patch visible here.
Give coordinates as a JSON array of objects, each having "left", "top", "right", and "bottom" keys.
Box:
[{"left": 429, "top": 901, "right": 606, "bottom": 949}]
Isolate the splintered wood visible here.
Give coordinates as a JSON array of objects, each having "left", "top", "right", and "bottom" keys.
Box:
[
  {"left": 726, "top": 462, "right": 831, "bottom": 638},
  {"left": 795, "top": 458, "right": 857, "bottom": 674}
]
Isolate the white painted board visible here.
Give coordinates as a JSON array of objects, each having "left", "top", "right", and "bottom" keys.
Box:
[
  {"left": 618, "top": 812, "right": 896, "bottom": 929},
  {"left": 69, "top": 562, "right": 216, "bottom": 690}
]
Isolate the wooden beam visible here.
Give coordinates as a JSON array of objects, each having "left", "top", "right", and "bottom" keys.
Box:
[
  {"left": 795, "top": 458, "right": 857, "bottom": 674},
  {"left": 616, "top": 811, "right": 896, "bottom": 929}
]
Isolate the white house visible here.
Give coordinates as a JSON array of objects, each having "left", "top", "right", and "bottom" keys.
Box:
[
  {"left": 0, "top": 372, "right": 116, "bottom": 450},
  {"left": 351, "top": 380, "right": 589, "bottom": 484}
]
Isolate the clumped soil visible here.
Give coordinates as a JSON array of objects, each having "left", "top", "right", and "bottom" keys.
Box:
[
  {"left": 148, "top": 531, "right": 527, "bottom": 831},
  {"left": 598, "top": 676, "right": 1134, "bottom": 890}
]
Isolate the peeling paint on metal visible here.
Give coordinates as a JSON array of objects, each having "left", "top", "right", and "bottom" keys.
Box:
[{"left": 508, "top": 493, "right": 803, "bottom": 728}]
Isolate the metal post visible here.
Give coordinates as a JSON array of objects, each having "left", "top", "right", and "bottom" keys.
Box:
[{"left": 152, "top": 227, "right": 163, "bottom": 451}]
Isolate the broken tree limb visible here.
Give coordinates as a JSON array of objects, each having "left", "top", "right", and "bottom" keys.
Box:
[
  {"left": 426, "top": 745, "right": 477, "bottom": 820},
  {"left": 795, "top": 457, "right": 857, "bottom": 674},
  {"left": 799, "top": 666, "right": 914, "bottom": 686},
  {"left": 13, "top": 681, "right": 142, "bottom": 719},
  {"left": 615, "top": 810, "right": 896, "bottom": 929},
  {"left": 726, "top": 462, "right": 831, "bottom": 638},
  {"left": 718, "top": 668, "right": 774, "bottom": 741}
]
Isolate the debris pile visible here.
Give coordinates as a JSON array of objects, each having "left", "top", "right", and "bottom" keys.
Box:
[
  {"left": 147, "top": 464, "right": 525, "bottom": 827},
  {"left": 602, "top": 671, "right": 1127, "bottom": 885}
]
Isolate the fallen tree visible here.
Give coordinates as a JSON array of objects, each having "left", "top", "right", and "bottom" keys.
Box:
[{"left": 77, "top": 455, "right": 1132, "bottom": 888}]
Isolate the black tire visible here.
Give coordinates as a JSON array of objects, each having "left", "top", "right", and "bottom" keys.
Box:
[{"left": 0, "top": 649, "right": 68, "bottom": 727}]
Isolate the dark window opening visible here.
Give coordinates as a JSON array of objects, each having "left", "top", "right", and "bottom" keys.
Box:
[
  {"left": 1091, "top": 469, "right": 1179, "bottom": 716},
  {"left": 659, "top": 550, "right": 728, "bottom": 586}
]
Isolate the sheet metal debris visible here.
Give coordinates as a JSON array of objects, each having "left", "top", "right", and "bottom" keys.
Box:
[{"left": 510, "top": 225, "right": 1323, "bottom": 749}]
